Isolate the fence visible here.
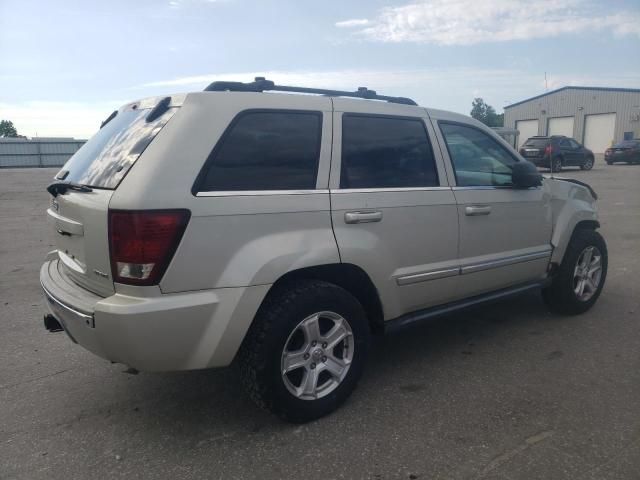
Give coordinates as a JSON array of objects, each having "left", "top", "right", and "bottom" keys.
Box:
[{"left": 0, "top": 138, "right": 86, "bottom": 168}]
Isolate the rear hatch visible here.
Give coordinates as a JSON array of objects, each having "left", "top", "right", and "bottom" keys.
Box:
[
  {"left": 47, "top": 98, "right": 179, "bottom": 297},
  {"left": 610, "top": 141, "right": 638, "bottom": 156},
  {"left": 520, "top": 138, "right": 549, "bottom": 159}
]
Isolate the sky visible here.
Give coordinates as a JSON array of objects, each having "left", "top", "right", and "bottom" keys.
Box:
[{"left": 1, "top": 0, "right": 639, "bottom": 139}]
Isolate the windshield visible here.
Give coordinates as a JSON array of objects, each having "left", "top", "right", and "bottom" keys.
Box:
[
  {"left": 58, "top": 107, "right": 177, "bottom": 189},
  {"left": 523, "top": 138, "right": 550, "bottom": 148}
]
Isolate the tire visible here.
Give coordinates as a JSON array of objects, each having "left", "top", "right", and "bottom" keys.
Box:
[
  {"left": 543, "top": 228, "right": 607, "bottom": 315},
  {"left": 551, "top": 156, "right": 563, "bottom": 173},
  {"left": 238, "top": 280, "right": 370, "bottom": 423},
  {"left": 581, "top": 156, "right": 594, "bottom": 170}
]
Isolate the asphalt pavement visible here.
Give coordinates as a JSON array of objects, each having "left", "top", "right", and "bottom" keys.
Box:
[{"left": 1, "top": 163, "right": 639, "bottom": 479}]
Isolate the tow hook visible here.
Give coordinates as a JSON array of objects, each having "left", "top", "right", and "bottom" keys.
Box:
[{"left": 44, "top": 314, "right": 63, "bottom": 333}]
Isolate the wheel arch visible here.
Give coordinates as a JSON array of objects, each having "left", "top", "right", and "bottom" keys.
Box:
[
  {"left": 551, "top": 214, "right": 601, "bottom": 265},
  {"left": 261, "top": 263, "right": 385, "bottom": 335}
]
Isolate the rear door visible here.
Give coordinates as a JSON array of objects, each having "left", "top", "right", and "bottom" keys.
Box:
[
  {"left": 48, "top": 99, "right": 179, "bottom": 296},
  {"left": 433, "top": 118, "right": 552, "bottom": 298},
  {"left": 330, "top": 100, "right": 459, "bottom": 320}
]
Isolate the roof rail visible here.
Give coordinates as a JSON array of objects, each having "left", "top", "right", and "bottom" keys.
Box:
[{"left": 203, "top": 77, "right": 418, "bottom": 106}]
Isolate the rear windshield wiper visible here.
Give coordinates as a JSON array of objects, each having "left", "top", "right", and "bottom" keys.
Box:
[{"left": 47, "top": 181, "right": 93, "bottom": 197}]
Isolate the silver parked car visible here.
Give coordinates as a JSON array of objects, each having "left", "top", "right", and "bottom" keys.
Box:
[{"left": 41, "top": 78, "right": 607, "bottom": 422}]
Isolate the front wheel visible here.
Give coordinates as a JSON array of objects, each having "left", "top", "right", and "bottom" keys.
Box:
[
  {"left": 543, "top": 228, "right": 607, "bottom": 315},
  {"left": 581, "top": 156, "right": 594, "bottom": 170},
  {"left": 238, "top": 280, "right": 370, "bottom": 423}
]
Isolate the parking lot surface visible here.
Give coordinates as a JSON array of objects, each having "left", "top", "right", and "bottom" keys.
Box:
[{"left": 1, "top": 163, "right": 639, "bottom": 479}]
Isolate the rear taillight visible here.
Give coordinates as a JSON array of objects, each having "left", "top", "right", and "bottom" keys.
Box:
[
  {"left": 544, "top": 145, "right": 553, "bottom": 155},
  {"left": 109, "top": 209, "right": 190, "bottom": 286},
  {"left": 605, "top": 149, "right": 612, "bottom": 156}
]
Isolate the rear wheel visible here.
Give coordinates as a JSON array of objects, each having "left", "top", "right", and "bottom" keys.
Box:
[
  {"left": 543, "top": 228, "right": 607, "bottom": 315},
  {"left": 238, "top": 280, "right": 370, "bottom": 423},
  {"left": 551, "top": 156, "right": 563, "bottom": 173},
  {"left": 580, "top": 156, "right": 594, "bottom": 170}
]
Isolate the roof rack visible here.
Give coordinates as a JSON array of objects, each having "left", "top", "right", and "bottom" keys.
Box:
[{"left": 203, "top": 77, "right": 418, "bottom": 106}]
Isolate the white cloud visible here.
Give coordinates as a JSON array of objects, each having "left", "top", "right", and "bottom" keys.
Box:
[
  {"left": 0, "top": 100, "right": 124, "bottom": 139},
  {"left": 168, "top": 0, "right": 228, "bottom": 8},
  {"left": 346, "top": 0, "right": 640, "bottom": 45},
  {"left": 335, "top": 18, "right": 370, "bottom": 28}
]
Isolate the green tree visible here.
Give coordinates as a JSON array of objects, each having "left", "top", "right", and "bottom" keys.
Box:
[
  {"left": 0, "top": 120, "right": 19, "bottom": 137},
  {"left": 470, "top": 98, "right": 503, "bottom": 127}
]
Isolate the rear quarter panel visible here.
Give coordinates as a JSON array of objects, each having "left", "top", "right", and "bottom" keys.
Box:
[{"left": 110, "top": 92, "right": 339, "bottom": 292}]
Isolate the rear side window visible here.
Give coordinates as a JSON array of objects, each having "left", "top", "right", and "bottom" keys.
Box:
[
  {"left": 340, "top": 115, "right": 438, "bottom": 189},
  {"left": 198, "top": 111, "right": 322, "bottom": 192},
  {"left": 60, "top": 107, "right": 177, "bottom": 189}
]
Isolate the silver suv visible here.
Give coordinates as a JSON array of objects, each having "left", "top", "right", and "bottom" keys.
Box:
[{"left": 41, "top": 78, "right": 607, "bottom": 422}]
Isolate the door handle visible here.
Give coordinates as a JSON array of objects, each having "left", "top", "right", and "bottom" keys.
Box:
[
  {"left": 465, "top": 205, "right": 492, "bottom": 216},
  {"left": 344, "top": 211, "right": 383, "bottom": 224}
]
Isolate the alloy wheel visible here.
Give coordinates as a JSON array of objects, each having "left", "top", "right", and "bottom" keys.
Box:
[
  {"left": 281, "top": 311, "right": 354, "bottom": 400},
  {"left": 572, "top": 246, "right": 603, "bottom": 302}
]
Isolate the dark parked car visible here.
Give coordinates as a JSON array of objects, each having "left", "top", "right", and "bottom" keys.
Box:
[
  {"left": 605, "top": 140, "right": 640, "bottom": 165},
  {"left": 519, "top": 135, "right": 595, "bottom": 172}
]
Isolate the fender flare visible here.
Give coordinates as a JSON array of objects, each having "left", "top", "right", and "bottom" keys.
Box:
[{"left": 550, "top": 206, "right": 599, "bottom": 265}]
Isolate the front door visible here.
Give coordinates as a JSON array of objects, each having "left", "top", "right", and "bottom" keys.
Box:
[
  {"left": 329, "top": 101, "right": 459, "bottom": 320},
  {"left": 433, "top": 120, "right": 553, "bottom": 298}
]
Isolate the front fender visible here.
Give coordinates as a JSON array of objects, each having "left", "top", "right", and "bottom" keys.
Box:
[{"left": 548, "top": 179, "right": 599, "bottom": 264}]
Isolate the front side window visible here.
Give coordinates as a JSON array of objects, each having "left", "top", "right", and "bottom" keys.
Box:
[
  {"left": 569, "top": 139, "right": 581, "bottom": 149},
  {"left": 439, "top": 122, "right": 518, "bottom": 187},
  {"left": 341, "top": 115, "right": 439, "bottom": 189},
  {"left": 199, "top": 111, "right": 322, "bottom": 191}
]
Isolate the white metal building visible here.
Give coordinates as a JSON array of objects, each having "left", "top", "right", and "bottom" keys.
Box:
[
  {"left": 504, "top": 87, "right": 640, "bottom": 153},
  {"left": 0, "top": 137, "right": 86, "bottom": 168}
]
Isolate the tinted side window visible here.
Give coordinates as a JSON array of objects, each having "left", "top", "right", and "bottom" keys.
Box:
[
  {"left": 341, "top": 115, "right": 438, "bottom": 189},
  {"left": 559, "top": 139, "right": 571, "bottom": 148},
  {"left": 199, "top": 111, "right": 321, "bottom": 191},
  {"left": 569, "top": 139, "right": 581, "bottom": 149},
  {"left": 440, "top": 122, "right": 518, "bottom": 187}
]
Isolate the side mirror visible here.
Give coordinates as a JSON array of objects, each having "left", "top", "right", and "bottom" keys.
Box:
[{"left": 512, "top": 161, "right": 542, "bottom": 188}]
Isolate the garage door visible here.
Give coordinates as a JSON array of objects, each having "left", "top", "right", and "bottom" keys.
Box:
[
  {"left": 584, "top": 113, "right": 616, "bottom": 153},
  {"left": 516, "top": 119, "right": 539, "bottom": 148},
  {"left": 548, "top": 116, "right": 575, "bottom": 138}
]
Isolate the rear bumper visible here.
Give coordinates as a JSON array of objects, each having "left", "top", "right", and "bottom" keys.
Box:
[
  {"left": 528, "top": 156, "right": 551, "bottom": 167},
  {"left": 40, "top": 259, "right": 269, "bottom": 372},
  {"left": 606, "top": 152, "right": 638, "bottom": 163}
]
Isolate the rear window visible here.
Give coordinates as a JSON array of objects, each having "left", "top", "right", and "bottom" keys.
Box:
[
  {"left": 523, "top": 138, "right": 550, "bottom": 148},
  {"left": 198, "top": 111, "right": 322, "bottom": 192},
  {"left": 58, "top": 107, "right": 177, "bottom": 189}
]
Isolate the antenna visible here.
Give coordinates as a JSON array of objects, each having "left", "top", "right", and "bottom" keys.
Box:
[
  {"left": 544, "top": 74, "right": 554, "bottom": 179},
  {"left": 544, "top": 72, "right": 548, "bottom": 91}
]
